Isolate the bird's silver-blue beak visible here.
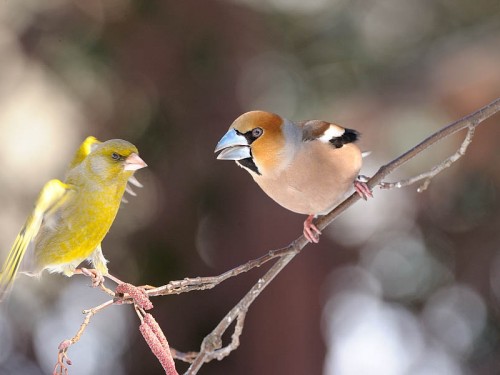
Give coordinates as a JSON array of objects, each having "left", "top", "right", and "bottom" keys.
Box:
[{"left": 214, "top": 128, "right": 251, "bottom": 160}]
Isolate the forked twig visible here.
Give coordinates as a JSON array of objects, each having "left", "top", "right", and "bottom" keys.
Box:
[
  {"left": 53, "top": 300, "right": 114, "bottom": 375},
  {"left": 379, "top": 126, "right": 476, "bottom": 192}
]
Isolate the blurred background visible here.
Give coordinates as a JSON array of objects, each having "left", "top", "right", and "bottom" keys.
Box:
[{"left": 0, "top": 0, "right": 499, "bottom": 374}]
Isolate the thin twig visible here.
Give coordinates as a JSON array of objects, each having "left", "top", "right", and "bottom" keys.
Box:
[
  {"left": 170, "top": 349, "right": 198, "bottom": 363},
  {"left": 53, "top": 299, "right": 114, "bottom": 375},
  {"left": 379, "top": 125, "right": 476, "bottom": 192},
  {"left": 146, "top": 246, "right": 292, "bottom": 297},
  {"left": 53, "top": 279, "right": 150, "bottom": 373}
]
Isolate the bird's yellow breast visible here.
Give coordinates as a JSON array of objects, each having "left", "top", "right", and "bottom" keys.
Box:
[{"left": 33, "top": 183, "right": 126, "bottom": 273}]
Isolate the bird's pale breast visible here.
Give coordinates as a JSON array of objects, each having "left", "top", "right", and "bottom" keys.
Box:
[{"left": 253, "top": 142, "right": 362, "bottom": 215}]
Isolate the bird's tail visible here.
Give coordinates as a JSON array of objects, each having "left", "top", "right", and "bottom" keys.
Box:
[
  {"left": 0, "top": 220, "right": 34, "bottom": 301},
  {"left": 0, "top": 179, "right": 68, "bottom": 302}
]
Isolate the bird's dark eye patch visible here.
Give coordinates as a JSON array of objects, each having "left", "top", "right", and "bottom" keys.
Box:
[
  {"left": 251, "top": 127, "right": 263, "bottom": 138},
  {"left": 240, "top": 127, "right": 264, "bottom": 144},
  {"left": 111, "top": 152, "right": 122, "bottom": 161}
]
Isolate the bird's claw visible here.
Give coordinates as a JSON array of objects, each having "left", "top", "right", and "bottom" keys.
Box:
[
  {"left": 77, "top": 268, "right": 104, "bottom": 287},
  {"left": 354, "top": 176, "right": 373, "bottom": 200},
  {"left": 303, "top": 215, "right": 321, "bottom": 243}
]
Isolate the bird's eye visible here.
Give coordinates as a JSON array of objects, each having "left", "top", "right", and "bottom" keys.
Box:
[
  {"left": 252, "top": 127, "right": 263, "bottom": 138},
  {"left": 111, "top": 152, "right": 121, "bottom": 160}
]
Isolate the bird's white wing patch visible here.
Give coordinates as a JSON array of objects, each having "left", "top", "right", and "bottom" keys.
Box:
[{"left": 317, "top": 124, "right": 345, "bottom": 142}]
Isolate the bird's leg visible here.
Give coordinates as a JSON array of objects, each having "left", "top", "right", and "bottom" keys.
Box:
[
  {"left": 354, "top": 175, "right": 373, "bottom": 200},
  {"left": 303, "top": 215, "right": 321, "bottom": 243},
  {"left": 75, "top": 268, "right": 104, "bottom": 287}
]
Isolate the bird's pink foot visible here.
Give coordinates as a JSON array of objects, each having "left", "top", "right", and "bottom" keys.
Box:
[
  {"left": 303, "top": 214, "right": 321, "bottom": 243},
  {"left": 76, "top": 268, "right": 104, "bottom": 287},
  {"left": 354, "top": 176, "right": 373, "bottom": 200}
]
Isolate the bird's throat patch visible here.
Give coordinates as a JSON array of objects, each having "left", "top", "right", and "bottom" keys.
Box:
[{"left": 237, "top": 157, "right": 260, "bottom": 175}]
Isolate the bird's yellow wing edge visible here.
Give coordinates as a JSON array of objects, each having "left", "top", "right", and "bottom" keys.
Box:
[
  {"left": 67, "top": 136, "right": 102, "bottom": 171},
  {"left": 0, "top": 179, "right": 69, "bottom": 300}
]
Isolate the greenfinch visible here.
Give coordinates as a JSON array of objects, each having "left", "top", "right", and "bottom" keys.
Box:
[{"left": 0, "top": 137, "right": 147, "bottom": 300}]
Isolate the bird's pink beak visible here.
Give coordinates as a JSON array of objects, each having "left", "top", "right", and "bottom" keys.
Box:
[{"left": 124, "top": 153, "right": 147, "bottom": 171}]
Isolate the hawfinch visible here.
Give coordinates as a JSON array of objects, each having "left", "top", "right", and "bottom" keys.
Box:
[{"left": 215, "top": 111, "right": 371, "bottom": 243}]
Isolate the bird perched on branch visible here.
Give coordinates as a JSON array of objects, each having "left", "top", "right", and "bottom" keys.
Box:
[
  {"left": 0, "top": 137, "right": 147, "bottom": 301},
  {"left": 215, "top": 111, "right": 371, "bottom": 243}
]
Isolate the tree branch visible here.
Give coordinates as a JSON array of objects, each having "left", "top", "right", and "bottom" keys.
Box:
[
  {"left": 185, "top": 97, "right": 500, "bottom": 373},
  {"left": 53, "top": 97, "right": 500, "bottom": 374}
]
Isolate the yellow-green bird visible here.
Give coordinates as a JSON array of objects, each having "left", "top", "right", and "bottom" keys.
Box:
[
  {"left": 67, "top": 136, "right": 143, "bottom": 200},
  {"left": 0, "top": 137, "right": 147, "bottom": 300}
]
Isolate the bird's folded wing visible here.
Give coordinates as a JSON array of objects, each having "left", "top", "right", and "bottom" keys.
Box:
[{"left": 0, "top": 179, "right": 70, "bottom": 300}]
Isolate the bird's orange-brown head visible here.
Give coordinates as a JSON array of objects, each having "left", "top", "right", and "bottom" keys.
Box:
[{"left": 215, "top": 111, "right": 298, "bottom": 176}]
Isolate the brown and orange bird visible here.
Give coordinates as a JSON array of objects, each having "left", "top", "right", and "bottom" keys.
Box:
[{"left": 215, "top": 111, "right": 371, "bottom": 243}]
